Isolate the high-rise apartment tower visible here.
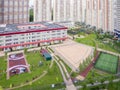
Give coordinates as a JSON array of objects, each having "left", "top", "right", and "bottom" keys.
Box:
[
  {"left": 86, "top": 0, "right": 114, "bottom": 32},
  {"left": 53, "top": 0, "right": 86, "bottom": 22},
  {"left": 114, "top": 0, "right": 120, "bottom": 39},
  {"left": 34, "top": 0, "right": 52, "bottom": 22},
  {"left": 0, "top": 0, "right": 29, "bottom": 24}
]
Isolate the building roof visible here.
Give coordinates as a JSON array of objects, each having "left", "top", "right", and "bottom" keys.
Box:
[
  {"left": 0, "top": 22, "right": 67, "bottom": 36},
  {"left": 43, "top": 52, "right": 52, "bottom": 60}
]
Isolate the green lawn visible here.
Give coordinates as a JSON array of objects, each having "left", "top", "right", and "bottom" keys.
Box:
[
  {"left": 75, "top": 33, "right": 119, "bottom": 53},
  {"left": 76, "top": 34, "right": 96, "bottom": 47},
  {"left": 0, "top": 56, "right": 6, "bottom": 74},
  {"left": 56, "top": 55, "right": 72, "bottom": 74},
  {"left": 0, "top": 51, "right": 51, "bottom": 89},
  {"left": 95, "top": 53, "right": 118, "bottom": 74},
  {"left": 15, "top": 62, "right": 64, "bottom": 90},
  {"left": 75, "top": 68, "right": 116, "bottom": 88},
  {"left": 85, "top": 68, "right": 112, "bottom": 81}
]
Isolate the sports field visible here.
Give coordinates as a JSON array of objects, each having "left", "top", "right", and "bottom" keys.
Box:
[
  {"left": 51, "top": 39, "right": 94, "bottom": 71},
  {"left": 95, "top": 52, "right": 118, "bottom": 74}
]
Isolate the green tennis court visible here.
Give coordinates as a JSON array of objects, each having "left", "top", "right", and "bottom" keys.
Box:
[{"left": 95, "top": 52, "right": 118, "bottom": 74}]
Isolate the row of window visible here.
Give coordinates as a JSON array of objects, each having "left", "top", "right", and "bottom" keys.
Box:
[
  {"left": 5, "top": 31, "right": 65, "bottom": 38},
  {"left": 6, "top": 34, "right": 65, "bottom": 41},
  {"left": 4, "top": 33, "right": 66, "bottom": 40},
  {"left": 0, "top": 36, "right": 66, "bottom": 47},
  {"left": 3, "top": 32, "right": 66, "bottom": 41}
]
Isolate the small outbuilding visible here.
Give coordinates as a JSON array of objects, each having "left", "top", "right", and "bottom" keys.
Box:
[
  {"left": 43, "top": 52, "right": 52, "bottom": 60},
  {"left": 40, "top": 49, "right": 52, "bottom": 61}
]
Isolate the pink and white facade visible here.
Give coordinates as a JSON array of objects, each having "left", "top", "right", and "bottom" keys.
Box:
[
  {"left": 86, "top": 0, "right": 114, "bottom": 32},
  {"left": 0, "top": 22, "right": 68, "bottom": 52}
]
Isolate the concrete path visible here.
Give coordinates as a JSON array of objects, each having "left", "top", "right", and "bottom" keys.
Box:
[
  {"left": 76, "top": 79, "right": 120, "bottom": 89},
  {"left": 48, "top": 48, "right": 76, "bottom": 90},
  {"left": 98, "top": 48, "right": 120, "bottom": 56},
  {"left": 54, "top": 55, "right": 76, "bottom": 90}
]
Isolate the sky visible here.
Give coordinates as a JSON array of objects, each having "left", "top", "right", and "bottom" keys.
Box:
[{"left": 29, "top": 0, "right": 34, "bottom": 6}]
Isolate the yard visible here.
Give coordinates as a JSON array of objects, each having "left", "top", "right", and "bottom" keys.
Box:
[
  {"left": 0, "top": 51, "right": 63, "bottom": 89},
  {"left": 15, "top": 62, "right": 64, "bottom": 90},
  {"left": 75, "top": 33, "right": 119, "bottom": 53},
  {"left": 95, "top": 52, "right": 118, "bottom": 74}
]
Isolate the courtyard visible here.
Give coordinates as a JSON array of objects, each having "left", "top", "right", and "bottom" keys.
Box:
[
  {"left": 51, "top": 40, "right": 94, "bottom": 72},
  {"left": 0, "top": 50, "right": 63, "bottom": 90}
]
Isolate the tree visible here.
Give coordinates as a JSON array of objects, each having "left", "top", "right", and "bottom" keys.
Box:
[
  {"left": 75, "top": 21, "right": 81, "bottom": 27},
  {"left": 24, "top": 48, "right": 27, "bottom": 54},
  {"left": 97, "top": 28, "right": 103, "bottom": 34},
  {"left": 82, "top": 83, "right": 87, "bottom": 90},
  {"left": 0, "top": 86, "right": 3, "bottom": 90},
  {"left": 92, "top": 26, "right": 96, "bottom": 31},
  {"left": 29, "top": 9, "right": 34, "bottom": 22},
  {"left": 107, "top": 79, "right": 113, "bottom": 90}
]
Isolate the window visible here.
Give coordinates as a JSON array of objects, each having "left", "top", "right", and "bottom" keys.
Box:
[
  {"left": 5, "top": 39, "right": 12, "bottom": 42},
  {"left": 6, "top": 35, "right": 12, "bottom": 38},
  {"left": 14, "top": 38, "right": 18, "bottom": 41},
  {"left": 32, "top": 40, "right": 35, "bottom": 42},
  {"left": 57, "top": 33, "right": 61, "bottom": 35},
  {"left": 57, "top": 30, "right": 60, "bottom": 32},
  {"left": 32, "top": 36, "right": 36, "bottom": 38},
  {"left": 37, "top": 32, "right": 40, "bottom": 34},
  {"left": 6, "top": 43, "right": 11, "bottom": 45},
  {"left": 21, "top": 37, "right": 25, "bottom": 39},
  {"left": 28, "top": 26, "right": 31, "bottom": 29},
  {"left": 20, "top": 41, "right": 24, "bottom": 44},
  {"left": 26, "top": 40, "right": 30, "bottom": 42},
  {"left": 21, "top": 34, "right": 24, "bottom": 36},
  {"left": 37, "top": 39, "right": 40, "bottom": 41},
  {"left": 13, "top": 42, "right": 18, "bottom": 44},
  {"left": 0, "top": 40, "right": 3, "bottom": 42},
  {"left": 37, "top": 36, "right": 40, "bottom": 38}
]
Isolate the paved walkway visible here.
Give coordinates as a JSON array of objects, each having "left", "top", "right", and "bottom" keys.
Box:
[
  {"left": 80, "top": 51, "right": 100, "bottom": 77},
  {"left": 48, "top": 48, "right": 76, "bottom": 90},
  {"left": 98, "top": 48, "right": 120, "bottom": 57},
  {"left": 54, "top": 55, "right": 76, "bottom": 90},
  {"left": 76, "top": 78, "right": 120, "bottom": 89},
  {"left": 0, "top": 51, "right": 5, "bottom": 57}
]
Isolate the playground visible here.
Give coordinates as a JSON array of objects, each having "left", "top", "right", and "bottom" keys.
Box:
[{"left": 7, "top": 51, "right": 30, "bottom": 79}]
